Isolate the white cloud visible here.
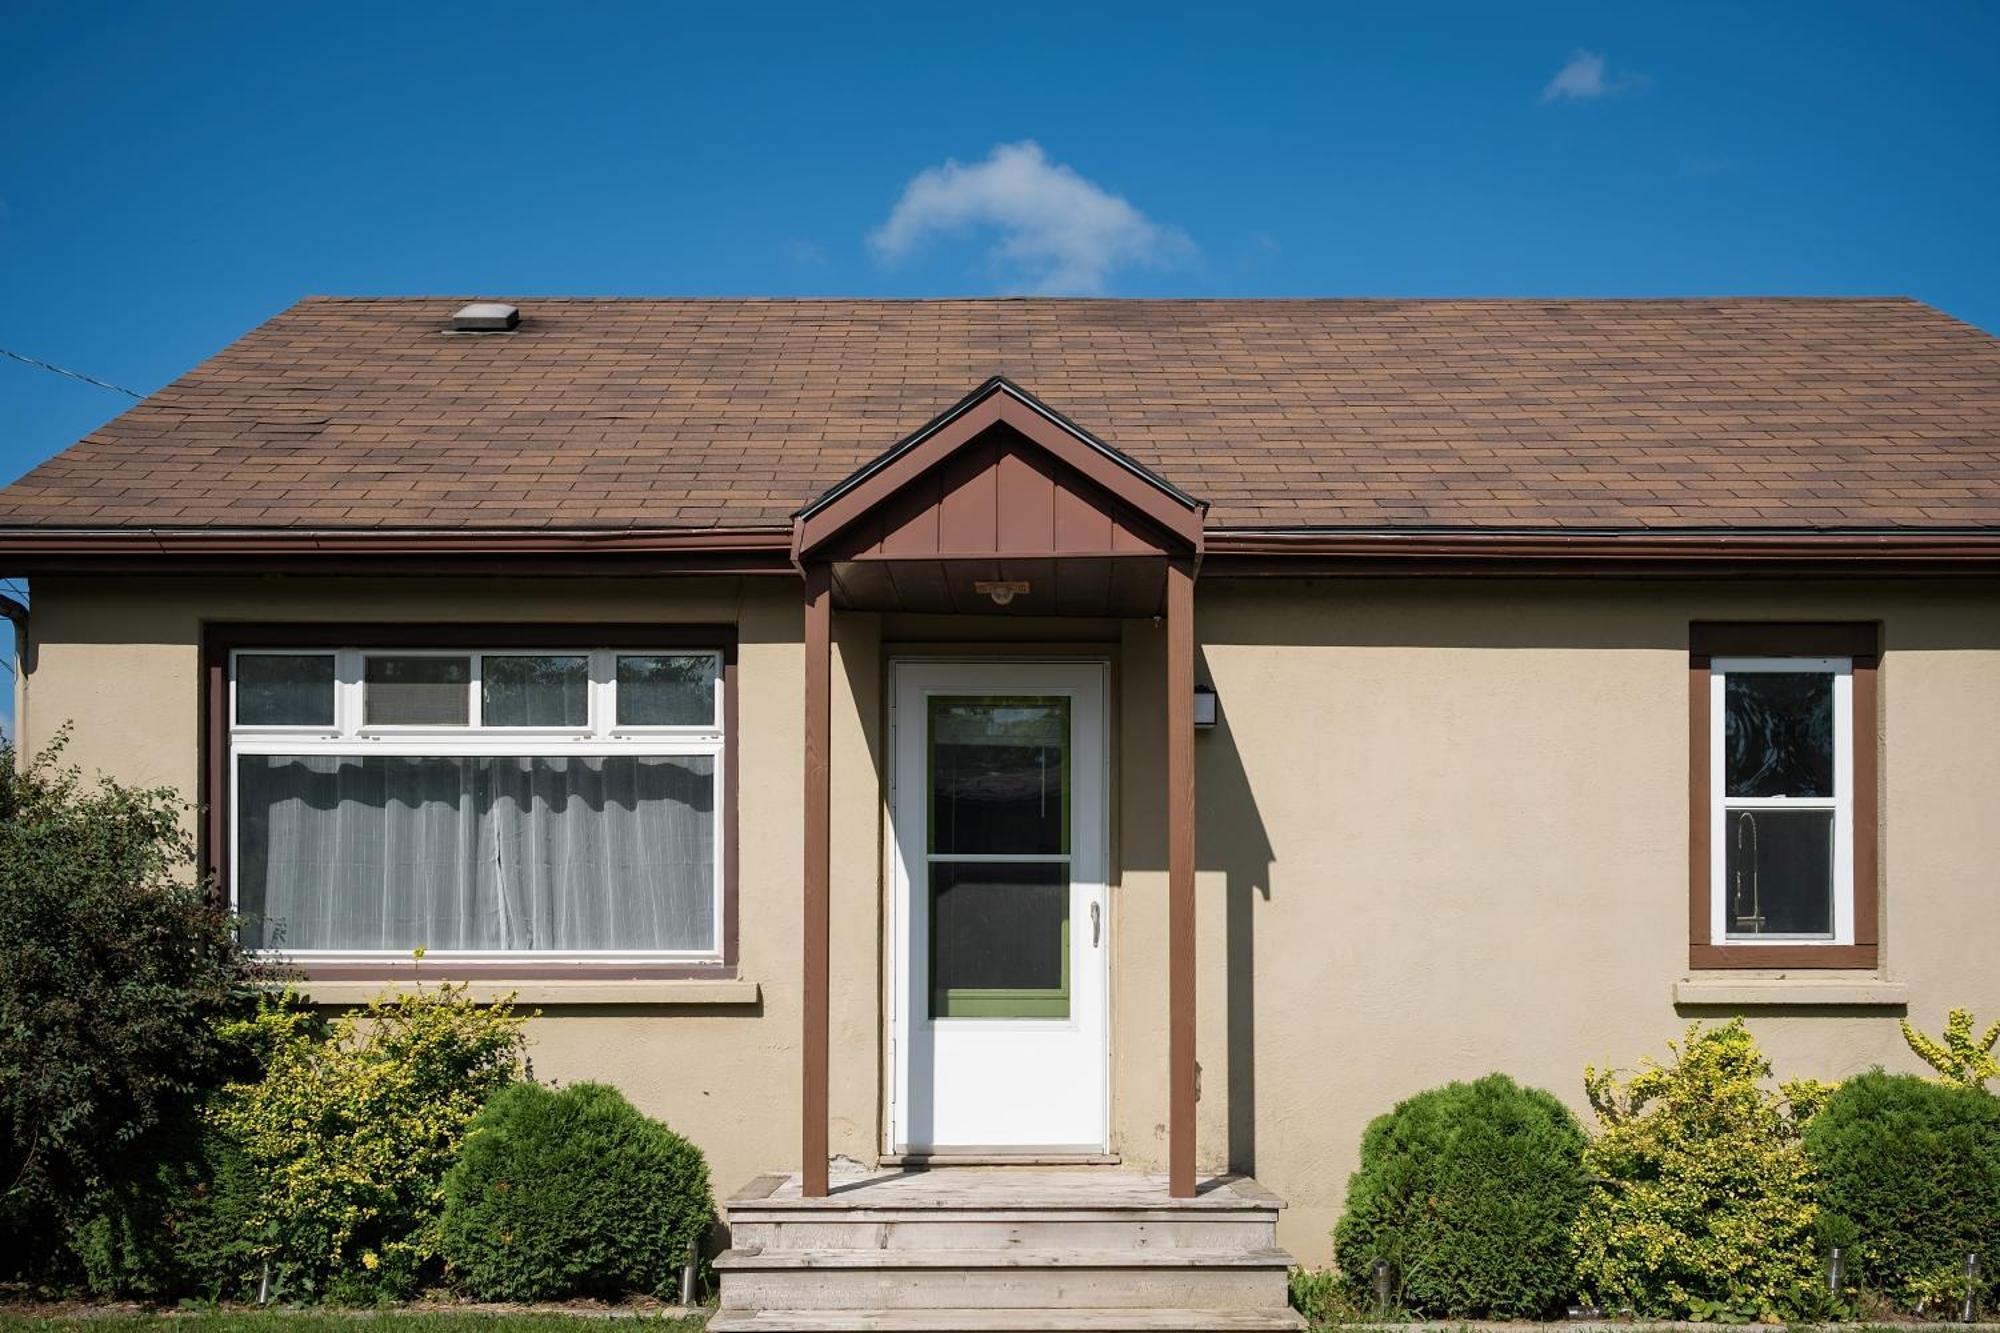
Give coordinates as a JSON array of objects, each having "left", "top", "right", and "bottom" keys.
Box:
[
  {"left": 870, "top": 141, "right": 1193, "bottom": 295},
  {"left": 780, "top": 238, "right": 829, "bottom": 268},
  {"left": 1541, "top": 49, "right": 1650, "bottom": 102}
]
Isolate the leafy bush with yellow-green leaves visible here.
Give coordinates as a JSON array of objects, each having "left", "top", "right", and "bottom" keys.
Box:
[
  {"left": 1571, "top": 1020, "right": 1826, "bottom": 1322},
  {"left": 210, "top": 982, "right": 529, "bottom": 1301},
  {"left": 1901, "top": 1008, "right": 2000, "bottom": 1090}
]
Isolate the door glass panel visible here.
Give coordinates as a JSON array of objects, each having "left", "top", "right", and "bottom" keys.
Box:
[
  {"left": 929, "top": 697, "right": 1069, "bottom": 856},
  {"left": 1725, "top": 671, "right": 1834, "bottom": 797},
  {"left": 925, "top": 693, "right": 1073, "bottom": 1021},
  {"left": 929, "top": 861, "right": 1069, "bottom": 1018},
  {"left": 1723, "top": 807, "right": 1835, "bottom": 937}
]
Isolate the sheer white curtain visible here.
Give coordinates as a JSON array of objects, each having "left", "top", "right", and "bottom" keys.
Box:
[{"left": 238, "top": 754, "right": 716, "bottom": 953}]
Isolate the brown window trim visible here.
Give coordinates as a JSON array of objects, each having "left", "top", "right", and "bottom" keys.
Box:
[
  {"left": 202, "top": 622, "right": 739, "bottom": 980},
  {"left": 1689, "top": 622, "right": 1879, "bottom": 970}
]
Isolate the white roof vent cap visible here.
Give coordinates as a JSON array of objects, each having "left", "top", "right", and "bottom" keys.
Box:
[{"left": 452, "top": 302, "right": 519, "bottom": 332}]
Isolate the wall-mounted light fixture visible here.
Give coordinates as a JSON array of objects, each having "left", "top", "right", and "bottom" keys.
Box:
[
  {"left": 972, "top": 579, "right": 1031, "bottom": 607},
  {"left": 1193, "top": 683, "right": 1218, "bottom": 729}
]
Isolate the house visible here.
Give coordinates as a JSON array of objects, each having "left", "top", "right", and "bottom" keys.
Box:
[{"left": 4, "top": 296, "right": 1999, "bottom": 1328}]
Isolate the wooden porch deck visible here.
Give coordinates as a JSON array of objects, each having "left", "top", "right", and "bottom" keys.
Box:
[{"left": 732, "top": 1167, "right": 1288, "bottom": 1211}]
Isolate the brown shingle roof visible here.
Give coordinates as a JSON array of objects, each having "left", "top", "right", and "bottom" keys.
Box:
[{"left": 3, "top": 296, "right": 1998, "bottom": 533}]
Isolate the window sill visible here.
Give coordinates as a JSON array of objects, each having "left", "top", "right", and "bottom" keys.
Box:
[
  {"left": 1674, "top": 978, "right": 1908, "bottom": 1008},
  {"left": 1688, "top": 942, "right": 1877, "bottom": 970},
  {"left": 279, "top": 978, "right": 761, "bottom": 1008}
]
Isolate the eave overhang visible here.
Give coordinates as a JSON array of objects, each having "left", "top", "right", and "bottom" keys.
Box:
[
  {"left": 0, "top": 525, "right": 797, "bottom": 576},
  {"left": 5, "top": 525, "right": 2000, "bottom": 577}
]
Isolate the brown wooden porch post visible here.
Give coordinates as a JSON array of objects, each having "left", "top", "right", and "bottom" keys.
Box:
[
  {"left": 1166, "top": 559, "right": 1197, "bottom": 1198},
  {"left": 802, "top": 566, "right": 832, "bottom": 1198}
]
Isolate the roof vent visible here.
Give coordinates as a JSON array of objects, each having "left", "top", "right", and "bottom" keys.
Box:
[{"left": 451, "top": 302, "right": 519, "bottom": 332}]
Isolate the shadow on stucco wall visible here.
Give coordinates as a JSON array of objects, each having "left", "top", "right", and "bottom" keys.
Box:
[{"left": 1193, "top": 645, "right": 1277, "bottom": 1175}]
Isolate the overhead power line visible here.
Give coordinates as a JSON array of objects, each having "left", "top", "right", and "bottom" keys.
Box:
[{"left": 0, "top": 345, "right": 144, "bottom": 399}]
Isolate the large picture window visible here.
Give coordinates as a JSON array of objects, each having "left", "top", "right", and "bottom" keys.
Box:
[
  {"left": 1689, "top": 623, "right": 1879, "bottom": 970},
  {"left": 224, "top": 640, "right": 728, "bottom": 964}
]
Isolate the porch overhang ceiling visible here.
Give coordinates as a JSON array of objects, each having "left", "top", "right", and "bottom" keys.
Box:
[{"left": 791, "top": 377, "right": 1206, "bottom": 617}]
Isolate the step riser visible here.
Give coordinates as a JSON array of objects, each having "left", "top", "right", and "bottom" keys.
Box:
[
  {"left": 721, "top": 1267, "right": 1288, "bottom": 1311},
  {"left": 730, "top": 1218, "right": 1275, "bottom": 1251},
  {"left": 707, "top": 1313, "right": 1307, "bottom": 1333}
]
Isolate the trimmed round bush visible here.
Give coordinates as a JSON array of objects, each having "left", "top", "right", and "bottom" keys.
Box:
[
  {"left": 1333, "top": 1073, "right": 1587, "bottom": 1319},
  {"left": 440, "top": 1081, "right": 713, "bottom": 1301},
  {"left": 1805, "top": 1071, "right": 2000, "bottom": 1313}
]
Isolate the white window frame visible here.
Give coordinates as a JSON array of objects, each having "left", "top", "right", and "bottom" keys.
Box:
[
  {"left": 228, "top": 646, "right": 727, "bottom": 964},
  {"left": 1709, "top": 655, "right": 1854, "bottom": 946}
]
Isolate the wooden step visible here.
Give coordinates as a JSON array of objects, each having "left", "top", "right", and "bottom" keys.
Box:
[
  {"left": 707, "top": 1307, "right": 1307, "bottom": 1332},
  {"left": 715, "top": 1247, "right": 1291, "bottom": 1311},
  {"left": 718, "top": 1171, "right": 1300, "bottom": 1324},
  {"left": 730, "top": 1215, "right": 1275, "bottom": 1252},
  {"left": 719, "top": 1247, "right": 1294, "bottom": 1269}
]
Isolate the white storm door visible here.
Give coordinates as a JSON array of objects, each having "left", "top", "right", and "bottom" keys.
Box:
[{"left": 890, "top": 660, "right": 1110, "bottom": 1152}]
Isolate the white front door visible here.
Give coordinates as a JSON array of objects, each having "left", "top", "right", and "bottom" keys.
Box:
[{"left": 889, "top": 660, "right": 1110, "bottom": 1152}]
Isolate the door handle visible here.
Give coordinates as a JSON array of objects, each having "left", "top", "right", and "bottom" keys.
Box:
[{"left": 1090, "top": 901, "right": 1101, "bottom": 947}]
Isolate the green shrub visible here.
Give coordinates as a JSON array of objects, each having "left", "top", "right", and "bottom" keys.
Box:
[
  {"left": 1289, "top": 1265, "right": 1364, "bottom": 1325},
  {"left": 213, "top": 981, "right": 529, "bottom": 1301},
  {"left": 1805, "top": 1070, "right": 2000, "bottom": 1314},
  {"left": 0, "top": 732, "right": 260, "bottom": 1283},
  {"left": 1331, "top": 1073, "right": 1587, "bottom": 1318},
  {"left": 440, "top": 1081, "right": 713, "bottom": 1301},
  {"left": 68, "top": 999, "right": 316, "bottom": 1299},
  {"left": 67, "top": 1114, "right": 262, "bottom": 1299},
  {"left": 1572, "top": 1020, "right": 1822, "bottom": 1321}
]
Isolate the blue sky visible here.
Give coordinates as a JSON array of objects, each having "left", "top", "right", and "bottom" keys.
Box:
[{"left": 3, "top": 2, "right": 1999, "bottom": 735}]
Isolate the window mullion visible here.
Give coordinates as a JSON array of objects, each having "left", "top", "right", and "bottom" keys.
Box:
[
  {"left": 338, "top": 648, "right": 360, "bottom": 738},
  {"left": 592, "top": 648, "right": 613, "bottom": 739}
]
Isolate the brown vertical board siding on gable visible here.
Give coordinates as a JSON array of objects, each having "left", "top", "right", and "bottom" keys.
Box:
[
  {"left": 1687, "top": 622, "right": 1881, "bottom": 971},
  {"left": 791, "top": 379, "right": 1203, "bottom": 561},
  {"left": 201, "top": 622, "right": 741, "bottom": 979},
  {"left": 808, "top": 425, "right": 1186, "bottom": 563}
]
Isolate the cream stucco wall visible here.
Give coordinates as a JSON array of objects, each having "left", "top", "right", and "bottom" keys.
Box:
[
  {"left": 17, "top": 575, "right": 885, "bottom": 1214},
  {"left": 19, "top": 574, "right": 2000, "bottom": 1261},
  {"left": 1175, "top": 578, "right": 2000, "bottom": 1258}
]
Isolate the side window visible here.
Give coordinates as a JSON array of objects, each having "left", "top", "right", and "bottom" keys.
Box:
[
  {"left": 1714, "top": 658, "right": 1850, "bottom": 941},
  {"left": 1690, "top": 623, "right": 1878, "bottom": 969}
]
